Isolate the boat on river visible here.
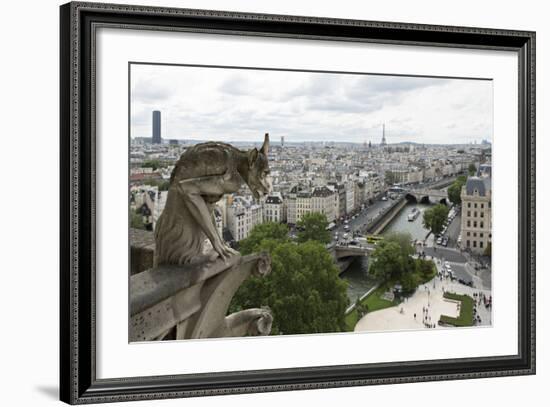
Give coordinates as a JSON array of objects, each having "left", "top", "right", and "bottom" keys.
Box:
[{"left": 407, "top": 207, "right": 420, "bottom": 221}]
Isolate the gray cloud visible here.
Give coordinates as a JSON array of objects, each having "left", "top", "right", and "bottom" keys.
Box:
[
  {"left": 132, "top": 77, "right": 174, "bottom": 103},
  {"left": 218, "top": 74, "right": 250, "bottom": 96},
  {"left": 360, "top": 76, "right": 449, "bottom": 93},
  {"left": 130, "top": 64, "right": 492, "bottom": 144}
]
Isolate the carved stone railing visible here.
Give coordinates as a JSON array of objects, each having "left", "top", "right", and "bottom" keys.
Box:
[{"left": 130, "top": 252, "right": 272, "bottom": 341}]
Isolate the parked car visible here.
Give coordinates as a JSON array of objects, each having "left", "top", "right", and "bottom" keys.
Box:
[{"left": 458, "top": 278, "right": 474, "bottom": 287}]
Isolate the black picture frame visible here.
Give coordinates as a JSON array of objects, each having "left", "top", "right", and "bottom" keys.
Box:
[{"left": 60, "top": 1, "right": 536, "bottom": 404}]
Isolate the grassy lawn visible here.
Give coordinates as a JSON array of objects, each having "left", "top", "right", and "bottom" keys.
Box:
[
  {"left": 439, "top": 292, "right": 474, "bottom": 327},
  {"left": 344, "top": 310, "right": 359, "bottom": 331},
  {"left": 364, "top": 285, "right": 399, "bottom": 311},
  {"left": 345, "top": 285, "right": 400, "bottom": 331}
]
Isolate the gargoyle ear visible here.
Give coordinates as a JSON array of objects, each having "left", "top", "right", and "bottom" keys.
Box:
[
  {"left": 248, "top": 148, "right": 259, "bottom": 167},
  {"left": 261, "top": 133, "right": 269, "bottom": 156}
]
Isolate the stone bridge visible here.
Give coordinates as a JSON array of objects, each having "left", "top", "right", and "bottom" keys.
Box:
[
  {"left": 328, "top": 244, "right": 372, "bottom": 274},
  {"left": 405, "top": 188, "right": 448, "bottom": 204},
  {"left": 331, "top": 244, "right": 373, "bottom": 260}
]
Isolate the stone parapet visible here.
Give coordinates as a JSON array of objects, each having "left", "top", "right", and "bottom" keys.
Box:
[{"left": 129, "top": 251, "right": 272, "bottom": 341}]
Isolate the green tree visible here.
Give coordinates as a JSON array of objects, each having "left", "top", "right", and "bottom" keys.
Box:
[
  {"left": 297, "top": 212, "right": 331, "bottom": 244},
  {"left": 141, "top": 159, "right": 164, "bottom": 171},
  {"left": 238, "top": 222, "right": 290, "bottom": 255},
  {"left": 230, "top": 239, "right": 349, "bottom": 335},
  {"left": 400, "top": 270, "right": 421, "bottom": 292},
  {"left": 384, "top": 232, "right": 414, "bottom": 257},
  {"left": 157, "top": 180, "right": 170, "bottom": 191},
  {"left": 367, "top": 232, "right": 436, "bottom": 295},
  {"left": 385, "top": 171, "right": 399, "bottom": 185},
  {"left": 144, "top": 178, "right": 171, "bottom": 191},
  {"left": 130, "top": 211, "right": 145, "bottom": 230},
  {"left": 447, "top": 176, "right": 467, "bottom": 205},
  {"left": 423, "top": 204, "right": 450, "bottom": 235},
  {"left": 399, "top": 259, "right": 436, "bottom": 293},
  {"left": 415, "top": 258, "right": 437, "bottom": 282},
  {"left": 369, "top": 241, "right": 406, "bottom": 282},
  {"left": 447, "top": 182, "right": 462, "bottom": 205},
  {"left": 369, "top": 233, "right": 415, "bottom": 283},
  {"left": 468, "top": 163, "right": 477, "bottom": 176}
]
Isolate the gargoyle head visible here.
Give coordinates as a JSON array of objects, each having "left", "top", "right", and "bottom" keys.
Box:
[{"left": 246, "top": 133, "right": 272, "bottom": 200}]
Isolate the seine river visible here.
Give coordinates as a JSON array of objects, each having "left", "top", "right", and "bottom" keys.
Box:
[
  {"left": 383, "top": 202, "right": 432, "bottom": 241},
  {"left": 340, "top": 201, "right": 433, "bottom": 302}
]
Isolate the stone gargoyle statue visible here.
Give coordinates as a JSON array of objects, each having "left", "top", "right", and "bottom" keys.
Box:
[{"left": 154, "top": 133, "right": 272, "bottom": 266}]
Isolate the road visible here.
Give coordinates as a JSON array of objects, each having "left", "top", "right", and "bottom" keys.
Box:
[
  {"left": 417, "top": 204, "right": 492, "bottom": 290},
  {"left": 423, "top": 247, "right": 466, "bottom": 263},
  {"left": 333, "top": 176, "right": 461, "bottom": 241},
  {"left": 422, "top": 242, "right": 491, "bottom": 290},
  {"left": 444, "top": 210, "right": 462, "bottom": 249},
  {"left": 333, "top": 197, "right": 397, "bottom": 240}
]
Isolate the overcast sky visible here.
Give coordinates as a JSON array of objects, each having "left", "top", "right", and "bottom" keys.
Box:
[{"left": 130, "top": 64, "right": 493, "bottom": 145}]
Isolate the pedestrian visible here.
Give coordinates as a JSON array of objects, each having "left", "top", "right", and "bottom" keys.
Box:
[{"left": 414, "top": 313, "right": 416, "bottom": 320}]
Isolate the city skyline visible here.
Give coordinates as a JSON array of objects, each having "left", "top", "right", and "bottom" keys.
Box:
[{"left": 130, "top": 64, "right": 493, "bottom": 145}]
